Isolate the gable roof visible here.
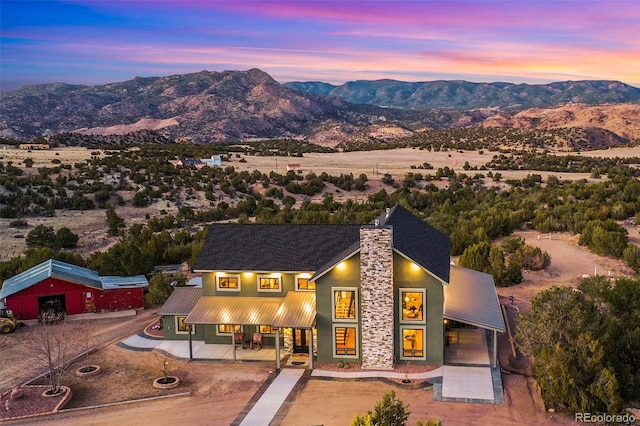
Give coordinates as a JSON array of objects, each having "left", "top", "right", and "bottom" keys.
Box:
[
  {"left": 195, "top": 223, "right": 361, "bottom": 272},
  {"left": 376, "top": 205, "right": 451, "bottom": 282},
  {"left": 444, "top": 265, "right": 506, "bottom": 332},
  {"left": 0, "top": 259, "right": 148, "bottom": 299},
  {"left": 194, "top": 205, "right": 451, "bottom": 282}
]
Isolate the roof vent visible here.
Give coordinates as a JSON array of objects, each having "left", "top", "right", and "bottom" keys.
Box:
[
  {"left": 385, "top": 208, "right": 390, "bottom": 218},
  {"left": 374, "top": 219, "right": 380, "bottom": 226}
]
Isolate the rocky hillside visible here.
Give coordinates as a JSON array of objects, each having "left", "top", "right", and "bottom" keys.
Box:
[
  {"left": 0, "top": 69, "right": 374, "bottom": 143},
  {"left": 1, "top": 68, "right": 638, "bottom": 147},
  {"left": 285, "top": 79, "right": 640, "bottom": 109}
]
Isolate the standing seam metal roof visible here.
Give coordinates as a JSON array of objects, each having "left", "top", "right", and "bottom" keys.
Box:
[
  {"left": 0, "top": 259, "right": 148, "bottom": 299},
  {"left": 443, "top": 265, "right": 506, "bottom": 332}
]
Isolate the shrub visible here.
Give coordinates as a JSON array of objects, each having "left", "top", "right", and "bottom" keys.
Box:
[{"left": 351, "top": 391, "right": 409, "bottom": 426}]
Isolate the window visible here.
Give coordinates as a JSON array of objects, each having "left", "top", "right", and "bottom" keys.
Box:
[
  {"left": 175, "top": 316, "right": 193, "bottom": 334},
  {"left": 258, "top": 274, "right": 281, "bottom": 292},
  {"left": 333, "top": 325, "right": 358, "bottom": 357},
  {"left": 217, "top": 324, "right": 242, "bottom": 334},
  {"left": 296, "top": 274, "right": 315, "bottom": 291},
  {"left": 216, "top": 274, "right": 240, "bottom": 291},
  {"left": 332, "top": 288, "right": 357, "bottom": 321},
  {"left": 259, "top": 325, "right": 275, "bottom": 335},
  {"left": 400, "top": 327, "right": 425, "bottom": 359},
  {"left": 400, "top": 289, "right": 425, "bottom": 323}
]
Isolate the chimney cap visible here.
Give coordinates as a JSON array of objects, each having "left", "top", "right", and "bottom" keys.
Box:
[{"left": 374, "top": 219, "right": 380, "bottom": 226}]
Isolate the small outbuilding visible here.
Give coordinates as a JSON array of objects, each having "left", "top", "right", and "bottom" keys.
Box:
[{"left": 0, "top": 259, "right": 148, "bottom": 320}]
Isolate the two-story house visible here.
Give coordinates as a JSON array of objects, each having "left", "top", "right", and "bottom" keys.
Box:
[{"left": 159, "top": 205, "right": 505, "bottom": 369}]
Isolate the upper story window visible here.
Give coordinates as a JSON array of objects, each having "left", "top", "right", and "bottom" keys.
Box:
[
  {"left": 400, "top": 288, "right": 425, "bottom": 323},
  {"left": 333, "top": 288, "right": 358, "bottom": 321},
  {"left": 258, "top": 274, "right": 281, "bottom": 292},
  {"left": 216, "top": 273, "right": 240, "bottom": 291},
  {"left": 296, "top": 274, "right": 315, "bottom": 291}
]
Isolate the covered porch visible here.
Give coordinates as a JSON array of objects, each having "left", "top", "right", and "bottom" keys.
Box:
[
  {"left": 184, "top": 292, "right": 316, "bottom": 368},
  {"left": 443, "top": 266, "right": 506, "bottom": 367}
]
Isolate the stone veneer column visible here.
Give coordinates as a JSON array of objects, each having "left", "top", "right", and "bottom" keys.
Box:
[{"left": 360, "top": 225, "right": 394, "bottom": 370}]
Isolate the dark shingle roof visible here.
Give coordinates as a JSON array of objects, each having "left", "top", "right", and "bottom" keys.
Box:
[
  {"left": 194, "top": 224, "right": 361, "bottom": 271},
  {"left": 377, "top": 205, "right": 451, "bottom": 282},
  {"left": 194, "top": 205, "right": 451, "bottom": 282}
]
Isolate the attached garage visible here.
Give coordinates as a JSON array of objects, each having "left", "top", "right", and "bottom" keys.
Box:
[{"left": 0, "top": 259, "right": 148, "bottom": 320}]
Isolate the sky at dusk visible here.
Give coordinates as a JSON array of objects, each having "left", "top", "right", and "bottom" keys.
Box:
[{"left": 1, "top": 0, "right": 639, "bottom": 91}]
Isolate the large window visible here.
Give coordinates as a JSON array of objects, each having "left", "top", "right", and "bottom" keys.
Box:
[
  {"left": 217, "top": 324, "right": 242, "bottom": 334},
  {"left": 175, "top": 316, "right": 193, "bottom": 334},
  {"left": 400, "top": 289, "right": 425, "bottom": 323},
  {"left": 332, "top": 288, "right": 357, "bottom": 321},
  {"left": 400, "top": 327, "right": 425, "bottom": 359},
  {"left": 217, "top": 274, "right": 240, "bottom": 291},
  {"left": 333, "top": 325, "right": 358, "bottom": 357},
  {"left": 259, "top": 325, "right": 275, "bottom": 335},
  {"left": 258, "top": 274, "right": 281, "bottom": 292},
  {"left": 296, "top": 274, "right": 315, "bottom": 291}
]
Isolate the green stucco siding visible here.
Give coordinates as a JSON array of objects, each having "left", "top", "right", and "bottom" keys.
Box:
[
  {"left": 393, "top": 254, "right": 444, "bottom": 365},
  {"left": 161, "top": 315, "right": 205, "bottom": 341},
  {"left": 202, "top": 271, "right": 297, "bottom": 297},
  {"left": 315, "top": 253, "right": 361, "bottom": 364}
]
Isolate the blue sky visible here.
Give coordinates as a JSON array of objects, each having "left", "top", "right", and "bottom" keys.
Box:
[{"left": 1, "top": 1, "right": 639, "bottom": 90}]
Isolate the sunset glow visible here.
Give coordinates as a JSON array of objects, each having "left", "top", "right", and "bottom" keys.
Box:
[{"left": 1, "top": 1, "right": 638, "bottom": 90}]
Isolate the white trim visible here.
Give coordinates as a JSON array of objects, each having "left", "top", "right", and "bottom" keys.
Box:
[
  {"left": 175, "top": 316, "right": 194, "bottom": 335},
  {"left": 257, "top": 273, "right": 282, "bottom": 293},
  {"left": 309, "top": 248, "right": 360, "bottom": 282},
  {"left": 295, "top": 273, "right": 315, "bottom": 291},
  {"left": 399, "top": 288, "right": 426, "bottom": 324},
  {"left": 332, "top": 324, "right": 359, "bottom": 359},
  {"left": 216, "top": 272, "right": 241, "bottom": 292},
  {"left": 331, "top": 287, "right": 358, "bottom": 322},
  {"left": 399, "top": 325, "right": 426, "bottom": 361},
  {"left": 393, "top": 248, "right": 449, "bottom": 285}
]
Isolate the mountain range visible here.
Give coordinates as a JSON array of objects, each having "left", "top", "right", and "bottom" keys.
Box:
[
  {"left": 1, "top": 68, "right": 638, "bottom": 145},
  {"left": 284, "top": 79, "right": 640, "bottom": 109}
]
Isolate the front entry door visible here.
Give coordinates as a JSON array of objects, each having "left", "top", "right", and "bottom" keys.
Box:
[{"left": 293, "top": 328, "right": 309, "bottom": 353}]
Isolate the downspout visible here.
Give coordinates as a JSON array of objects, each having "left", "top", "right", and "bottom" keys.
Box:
[{"left": 188, "top": 324, "right": 193, "bottom": 360}]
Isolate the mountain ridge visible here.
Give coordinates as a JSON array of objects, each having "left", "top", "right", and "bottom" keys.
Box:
[
  {"left": 284, "top": 79, "right": 640, "bottom": 109},
  {"left": 1, "top": 69, "right": 639, "bottom": 145}
]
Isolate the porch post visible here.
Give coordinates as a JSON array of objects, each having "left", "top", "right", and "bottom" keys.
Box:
[
  {"left": 492, "top": 330, "right": 497, "bottom": 367},
  {"left": 308, "top": 327, "right": 314, "bottom": 369},
  {"left": 188, "top": 324, "right": 193, "bottom": 360},
  {"left": 275, "top": 328, "right": 281, "bottom": 369},
  {"left": 232, "top": 326, "right": 237, "bottom": 362}
]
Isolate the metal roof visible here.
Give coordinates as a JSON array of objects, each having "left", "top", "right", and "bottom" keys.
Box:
[
  {"left": 0, "top": 259, "right": 149, "bottom": 299},
  {"left": 158, "top": 287, "right": 202, "bottom": 316},
  {"left": 273, "top": 291, "right": 316, "bottom": 328},
  {"left": 0, "top": 259, "right": 102, "bottom": 299},
  {"left": 443, "top": 265, "right": 506, "bottom": 332},
  {"left": 185, "top": 296, "right": 284, "bottom": 325},
  {"left": 100, "top": 276, "right": 149, "bottom": 289}
]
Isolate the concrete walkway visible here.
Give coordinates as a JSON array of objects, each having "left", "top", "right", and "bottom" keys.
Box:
[
  {"left": 119, "top": 332, "right": 503, "bottom": 410},
  {"left": 238, "top": 369, "right": 305, "bottom": 426}
]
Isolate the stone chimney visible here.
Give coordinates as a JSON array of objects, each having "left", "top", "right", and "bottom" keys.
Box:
[{"left": 359, "top": 225, "right": 394, "bottom": 370}]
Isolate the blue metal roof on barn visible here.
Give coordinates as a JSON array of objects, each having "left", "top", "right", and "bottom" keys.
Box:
[{"left": 0, "top": 259, "right": 148, "bottom": 299}]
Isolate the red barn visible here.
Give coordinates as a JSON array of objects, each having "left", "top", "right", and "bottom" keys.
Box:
[{"left": 0, "top": 260, "right": 148, "bottom": 320}]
